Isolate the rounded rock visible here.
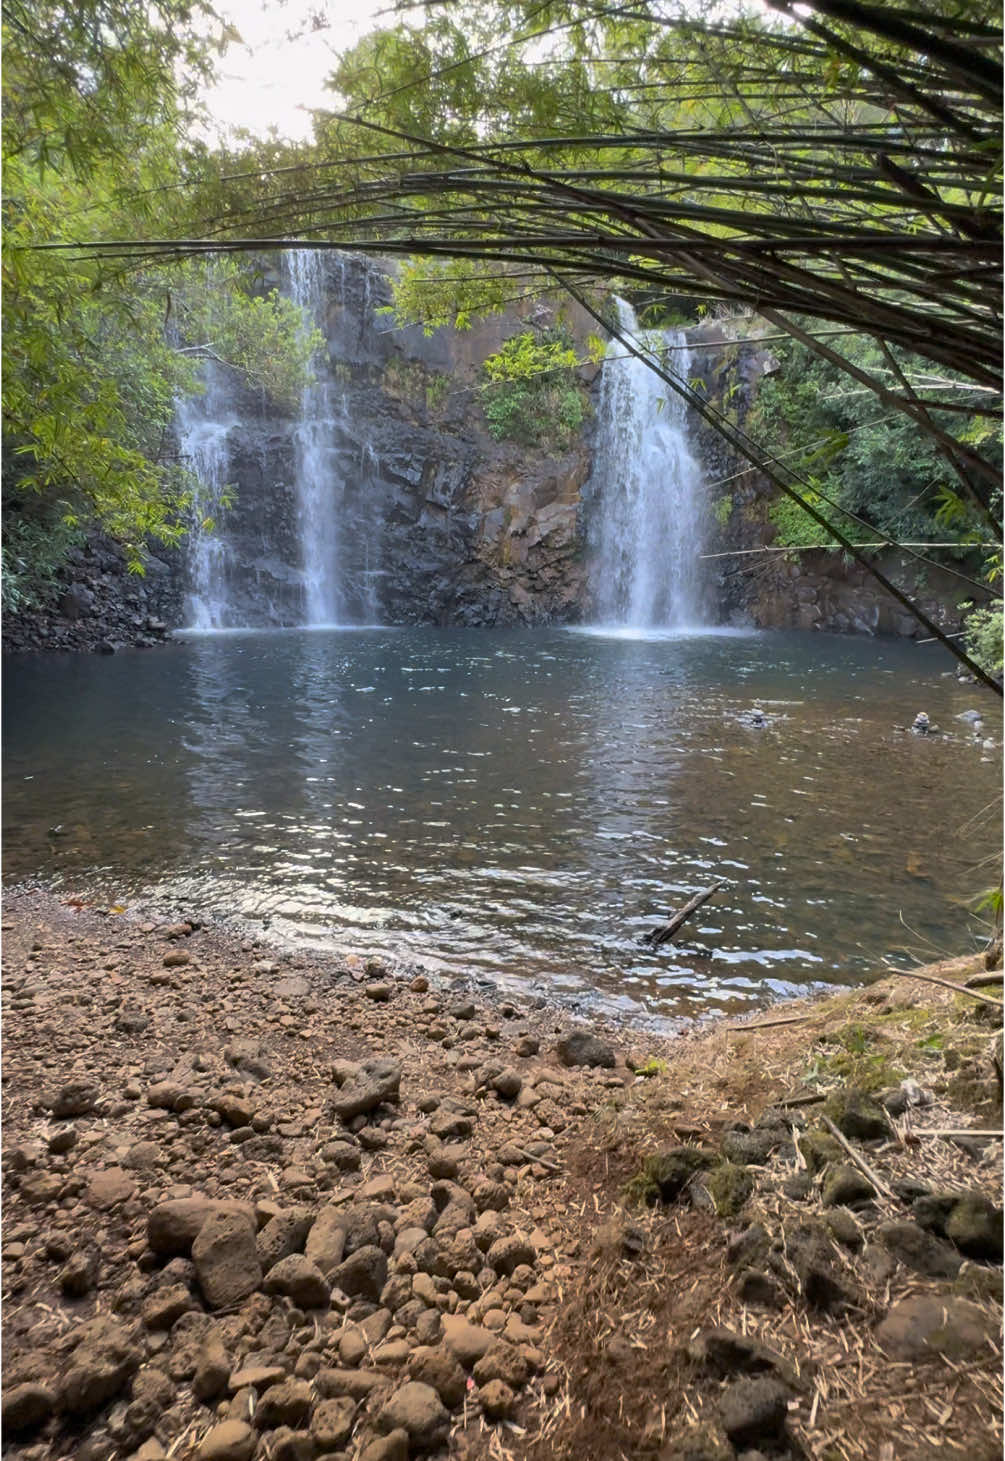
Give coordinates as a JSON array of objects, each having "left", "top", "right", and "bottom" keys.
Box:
[
  {"left": 378, "top": 1381, "right": 449, "bottom": 1450},
  {"left": 197, "top": 1420, "right": 257, "bottom": 1461}
]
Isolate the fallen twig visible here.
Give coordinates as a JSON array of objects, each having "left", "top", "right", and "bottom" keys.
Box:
[
  {"left": 910, "top": 1128, "right": 1003, "bottom": 1140},
  {"left": 820, "top": 1114, "right": 898, "bottom": 1202},
  {"left": 964, "top": 972, "right": 1004, "bottom": 988},
  {"left": 888, "top": 966, "right": 1004, "bottom": 1010},
  {"left": 726, "top": 1015, "right": 810, "bottom": 1032}
]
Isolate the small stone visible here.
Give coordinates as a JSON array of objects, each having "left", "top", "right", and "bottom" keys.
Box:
[
  {"left": 408, "top": 1346, "right": 467, "bottom": 1407},
  {"left": 486, "top": 1234, "right": 535, "bottom": 1275},
  {"left": 51, "top": 1080, "right": 100, "bottom": 1118},
  {"left": 695, "top": 1163, "right": 754, "bottom": 1218},
  {"left": 823, "top": 1089, "right": 888, "bottom": 1141},
  {"left": 2, "top": 1382, "right": 56, "bottom": 1434},
  {"left": 825, "top": 1209, "right": 864, "bottom": 1250},
  {"left": 193, "top": 1339, "right": 230, "bottom": 1402},
  {"left": 197, "top": 1420, "right": 257, "bottom": 1461},
  {"left": 87, "top": 1166, "right": 136, "bottom": 1209},
  {"left": 689, "top": 1329, "right": 792, "bottom": 1383},
  {"left": 61, "top": 1247, "right": 100, "bottom": 1297},
  {"left": 365, "top": 983, "right": 393, "bottom": 1002},
  {"left": 141, "top": 1283, "right": 192, "bottom": 1329},
  {"left": 639, "top": 1146, "right": 716, "bottom": 1203},
  {"left": 821, "top": 1163, "right": 876, "bottom": 1208},
  {"left": 254, "top": 1380, "right": 314, "bottom": 1429},
  {"left": 209, "top": 1093, "right": 254, "bottom": 1129},
  {"left": 264, "top": 1254, "right": 331, "bottom": 1309},
  {"left": 555, "top": 1031, "right": 615, "bottom": 1068},
  {"left": 310, "top": 1395, "right": 356, "bottom": 1450},
  {"left": 441, "top": 1315, "right": 495, "bottom": 1367},
  {"left": 717, "top": 1376, "right": 790, "bottom": 1447},
  {"left": 479, "top": 1378, "right": 515, "bottom": 1419},
  {"left": 797, "top": 1130, "right": 843, "bottom": 1174},
  {"left": 48, "top": 1126, "right": 78, "bottom": 1155},
  {"left": 330, "top": 1060, "right": 401, "bottom": 1123},
  {"left": 260, "top": 1428, "right": 314, "bottom": 1461},
  {"left": 877, "top": 1221, "right": 961, "bottom": 1277},
  {"left": 148, "top": 1198, "right": 255, "bottom": 1257},
  {"left": 319, "top": 1141, "right": 361, "bottom": 1172},
  {"left": 192, "top": 1210, "right": 262, "bottom": 1310},
  {"left": 330, "top": 1246, "right": 388, "bottom": 1302},
  {"left": 663, "top": 1420, "right": 734, "bottom": 1461},
  {"left": 786, "top": 1225, "right": 855, "bottom": 1313},
  {"left": 58, "top": 1316, "right": 142, "bottom": 1415},
  {"left": 20, "top": 1171, "right": 62, "bottom": 1205},
  {"left": 491, "top": 1068, "right": 523, "bottom": 1100},
  {"left": 720, "top": 1129, "right": 779, "bottom": 1166},
  {"left": 378, "top": 1381, "right": 449, "bottom": 1450},
  {"left": 257, "top": 1208, "right": 314, "bottom": 1273},
  {"left": 945, "top": 1192, "right": 1003, "bottom": 1261},
  {"left": 429, "top": 1110, "right": 472, "bottom": 1140},
  {"left": 736, "top": 1270, "right": 784, "bottom": 1309},
  {"left": 359, "top": 1430, "right": 409, "bottom": 1461},
  {"left": 229, "top": 1366, "right": 287, "bottom": 1393},
  {"left": 163, "top": 950, "right": 190, "bottom": 968},
  {"left": 877, "top": 1295, "right": 997, "bottom": 1360}
]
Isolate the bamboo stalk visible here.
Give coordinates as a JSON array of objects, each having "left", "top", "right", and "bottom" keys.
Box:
[{"left": 820, "top": 1114, "right": 898, "bottom": 1201}]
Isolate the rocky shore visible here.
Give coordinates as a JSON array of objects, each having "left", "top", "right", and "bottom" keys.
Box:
[{"left": 2, "top": 890, "right": 1002, "bottom": 1461}]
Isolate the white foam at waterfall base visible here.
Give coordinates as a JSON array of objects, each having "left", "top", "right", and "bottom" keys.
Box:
[
  {"left": 177, "top": 364, "right": 240, "bottom": 629},
  {"left": 590, "top": 299, "right": 707, "bottom": 630},
  {"left": 287, "top": 249, "right": 345, "bottom": 626}
]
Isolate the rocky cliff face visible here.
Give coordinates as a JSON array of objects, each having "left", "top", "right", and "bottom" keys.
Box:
[{"left": 180, "top": 254, "right": 598, "bottom": 630}]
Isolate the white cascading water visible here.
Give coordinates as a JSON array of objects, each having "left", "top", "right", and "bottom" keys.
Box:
[
  {"left": 178, "top": 364, "right": 239, "bottom": 629},
  {"left": 287, "top": 249, "right": 344, "bottom": 626},
  {"left": 591, "top": 299, "right": 706, "bottom": 629}
]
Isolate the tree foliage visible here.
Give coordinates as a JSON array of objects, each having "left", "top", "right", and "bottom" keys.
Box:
[
  {"left": 751, "top": 337, "right": 1001, "bottom": 552},
  {"left": 2, "top": 0, "right": 317, "bottom": 601},
  {"left": 480, "top": 329, "right": 590, "bottom": 448}
]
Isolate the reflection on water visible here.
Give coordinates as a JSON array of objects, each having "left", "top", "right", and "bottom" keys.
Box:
[{"left": 3, "top": 628, "right": 1000, "bottom": 1020}]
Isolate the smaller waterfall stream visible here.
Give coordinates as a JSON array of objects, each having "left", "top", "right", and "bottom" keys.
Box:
[
  {"left": 287, "top": 250, "right": 344, "bottom": 626},
  {"left": 590, "top": 300, "right": 706, "bottom": 629},
  {"left": 178, "top": 365, "right": 239, "bottom": 629}
]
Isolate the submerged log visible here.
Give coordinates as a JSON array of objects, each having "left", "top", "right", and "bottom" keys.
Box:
[{"left": 643, "top": 881, "right": 724, "bottom": 949}]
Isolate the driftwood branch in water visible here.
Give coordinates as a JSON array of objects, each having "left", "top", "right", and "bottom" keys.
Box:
[{"left": 644, "top": 881, "right": 725, "bottom": 948}]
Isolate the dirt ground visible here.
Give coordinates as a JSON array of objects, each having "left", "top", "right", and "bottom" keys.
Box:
[{"left": 2, "top": 889, "right": 1001, "bottom": 1461}]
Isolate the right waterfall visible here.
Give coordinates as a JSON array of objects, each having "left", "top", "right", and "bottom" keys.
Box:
[{"left": 589, "top": 299, "right": 707, "bottom": 629}]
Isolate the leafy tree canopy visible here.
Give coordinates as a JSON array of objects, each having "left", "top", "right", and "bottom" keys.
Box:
[{"left": 2, "top": 0, "right": 317, "bottom": 604}]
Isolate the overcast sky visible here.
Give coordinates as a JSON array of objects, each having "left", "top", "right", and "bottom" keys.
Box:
[{"left": 202, "top": 0, "right": 389, "bottom": 140}]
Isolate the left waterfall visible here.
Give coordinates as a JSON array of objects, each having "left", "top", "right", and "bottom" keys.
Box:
[
  {"left": 179, "top": 252, "right": 361, "bottom": 630},
  {"left": 178, "top": 363, "right": 239, "bottom": 629}
]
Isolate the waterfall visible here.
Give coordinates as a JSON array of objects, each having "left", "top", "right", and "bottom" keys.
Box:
[
  {"left": 178, "top": 365, "right": 239, "bottom": 629},
  {"left": 287, "top": 250, "right": 344, "bottom": 626},
  {"left": 590, "top": 299, "right": 706, "bottom": 629}
]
